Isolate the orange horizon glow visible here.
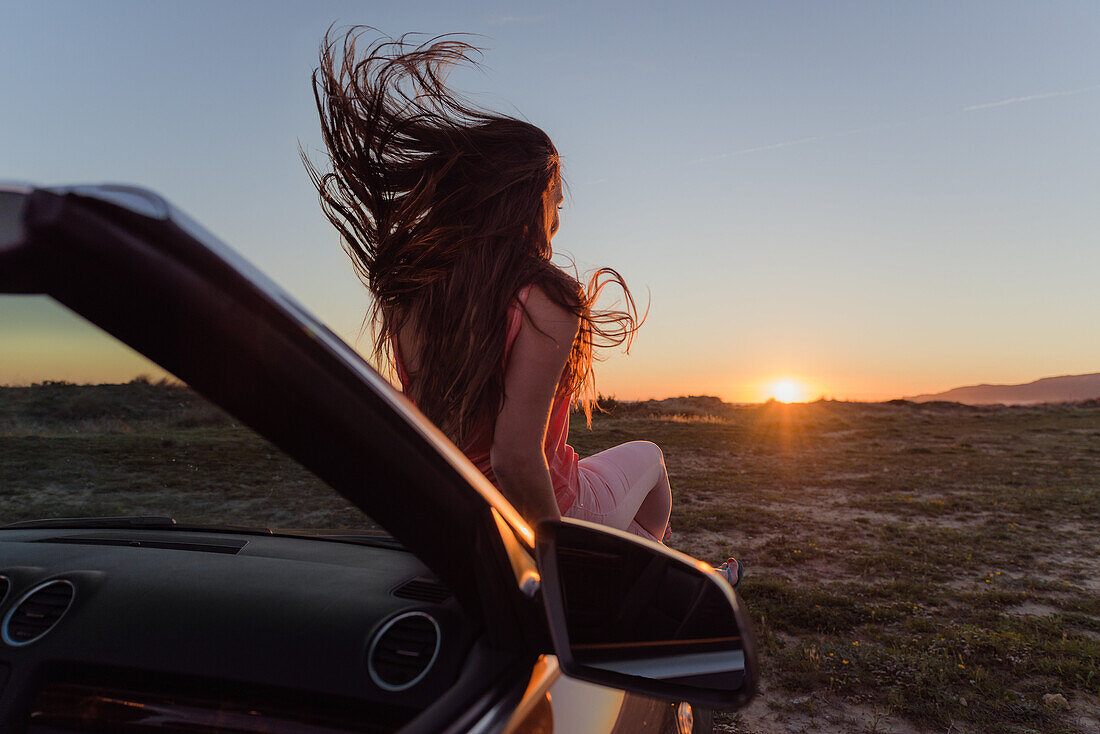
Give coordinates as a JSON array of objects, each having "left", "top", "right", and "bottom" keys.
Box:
[
  {"left": 0, "top": 369, "right": 938, "bottom": 405},
  {"left": 7, "top": 297, "right": 1093, "bottom": 406}
]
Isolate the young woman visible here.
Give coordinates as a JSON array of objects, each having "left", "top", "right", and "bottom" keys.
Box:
[{"left": 305, "top": 29, "right": 741, "bottom": 584}]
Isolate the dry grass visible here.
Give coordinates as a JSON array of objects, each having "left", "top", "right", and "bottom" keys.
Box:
[
  {"left": 577, "top": 398, "right": 1100, "bottom": 734},
  {"left": 0, "top": 380, "right": 372, "bottom": 531}
]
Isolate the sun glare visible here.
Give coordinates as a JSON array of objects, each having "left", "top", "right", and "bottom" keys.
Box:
[{"left": 768, "top": 379, "right": 806, "bottom": 403}]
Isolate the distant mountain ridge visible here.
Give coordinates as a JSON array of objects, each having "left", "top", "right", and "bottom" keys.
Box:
[{"left": 907, "top": 373, "right": 1100, "bottom": 405}]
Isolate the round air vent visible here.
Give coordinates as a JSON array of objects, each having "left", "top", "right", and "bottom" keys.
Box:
[
  {"left": 2, "top": 579, "right": 75, "bottom": 647},
  {"left": 368, "top": 611, "right": 440, "bottom": 692}
]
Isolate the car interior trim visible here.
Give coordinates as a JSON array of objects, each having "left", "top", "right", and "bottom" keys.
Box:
[
  {"left": 501, "top": 655, "right": 560, "bottom": 734},
  {"left": 31, "top": 535, "right": 249, "bottom": 554},
  {"left": 490, "top": 509, "right": 540, "bottom": 597},
  {"left": 1, "top": 579, "right": 76, "bottom": 648},
  {"left": 367, "top": 611, "right": 443, "bottom": 693}
]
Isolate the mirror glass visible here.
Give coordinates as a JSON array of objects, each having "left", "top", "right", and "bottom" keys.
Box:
[{"left": 553, "top": 522, "right": 748, "bottom": 693}]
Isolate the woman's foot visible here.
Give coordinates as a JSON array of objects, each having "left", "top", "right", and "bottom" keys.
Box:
[{"left": 714, "top": 557, "right": 744, "bottom": 590}]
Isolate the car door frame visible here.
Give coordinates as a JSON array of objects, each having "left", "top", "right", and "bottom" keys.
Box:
[{"left": 0, "top": 184, "right": 552, "bottom": 731}]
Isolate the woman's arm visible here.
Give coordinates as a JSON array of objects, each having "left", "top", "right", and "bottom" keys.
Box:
[{"left": 490, "top": 285, "right": 579, "bottom": 524}]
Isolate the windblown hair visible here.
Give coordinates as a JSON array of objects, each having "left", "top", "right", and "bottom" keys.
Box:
[{"left": 304, "top": 27, "right": 642, "bottom": 447}]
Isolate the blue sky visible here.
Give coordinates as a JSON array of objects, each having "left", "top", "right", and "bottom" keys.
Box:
[{"left": 3, "top": 1, "right": 1099, "bottom": 400}]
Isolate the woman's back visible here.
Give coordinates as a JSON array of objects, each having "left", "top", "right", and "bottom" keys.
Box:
[{"left": 393, "top": 284, "right": 579, "bottom": 514}]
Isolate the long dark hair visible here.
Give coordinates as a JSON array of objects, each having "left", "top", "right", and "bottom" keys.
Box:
[{"left": 304, "top": 28, "right": 642, "bottom": 447}]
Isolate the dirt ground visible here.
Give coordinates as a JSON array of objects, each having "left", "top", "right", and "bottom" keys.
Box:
[{"left": 2, "top": 383, "right": 1098, "bottom": 732}]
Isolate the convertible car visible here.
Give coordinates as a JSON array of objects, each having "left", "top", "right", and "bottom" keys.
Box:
[{"left": 0, "top": 184, "right": 757, "bottom": 733}]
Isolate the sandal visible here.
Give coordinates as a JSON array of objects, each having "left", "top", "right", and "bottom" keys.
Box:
[{"left": 715, "top": 557, "right": 744, "bottom": 591}]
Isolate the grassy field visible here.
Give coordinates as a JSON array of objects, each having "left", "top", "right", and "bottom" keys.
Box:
[
  {"left": 576, "top": 397, "right": 1100, "bottom": 734},
  {"left": 0, "top": 380, "right": 372, "bottom": 530},
  {"left": 2, "top": 382, "right": 1098, "bottom": 733}
]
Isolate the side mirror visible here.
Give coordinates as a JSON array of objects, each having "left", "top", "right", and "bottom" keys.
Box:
[{"left": 536, "top": 518, "right": 758, "bottom": 711}]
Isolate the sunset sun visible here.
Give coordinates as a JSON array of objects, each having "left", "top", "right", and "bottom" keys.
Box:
[{"left": 768, "top": 379, "right": 807, "bottom": 403}]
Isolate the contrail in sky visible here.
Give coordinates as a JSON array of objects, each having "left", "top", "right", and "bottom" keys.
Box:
[
  {"left": 962, "top": 83, "right": 1100, "bottom": 111},
  {"left": 702, "top": 135, "right": 834, "bottom": 162},
  {"left": 585, "top": 83, "right": 1100, "bottom": 184},
  {"left": 699, "top": 83, "right": 1100, "bottom": 163}
]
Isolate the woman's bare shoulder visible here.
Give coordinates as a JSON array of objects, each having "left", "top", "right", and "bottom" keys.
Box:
[{"left": 522, "top": 283, "right": 580, "bottom": 346}]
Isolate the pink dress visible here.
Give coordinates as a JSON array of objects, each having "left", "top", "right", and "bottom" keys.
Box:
[{"left": 393, "top": 285, "right": 579, "bottom": 515}]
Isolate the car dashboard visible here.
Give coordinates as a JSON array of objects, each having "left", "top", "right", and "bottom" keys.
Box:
[{"left": 0, "top": 528, "right": 478, "bottom": 733}]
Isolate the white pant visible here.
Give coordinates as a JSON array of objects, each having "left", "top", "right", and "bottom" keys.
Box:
[{"left": 563, "top": 441, "right": 672, "bottom": 543}]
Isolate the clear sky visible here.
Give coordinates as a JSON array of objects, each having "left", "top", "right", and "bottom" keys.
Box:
[{"left": 3, "top": 1, "right": 1099, "bottom": 402}]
